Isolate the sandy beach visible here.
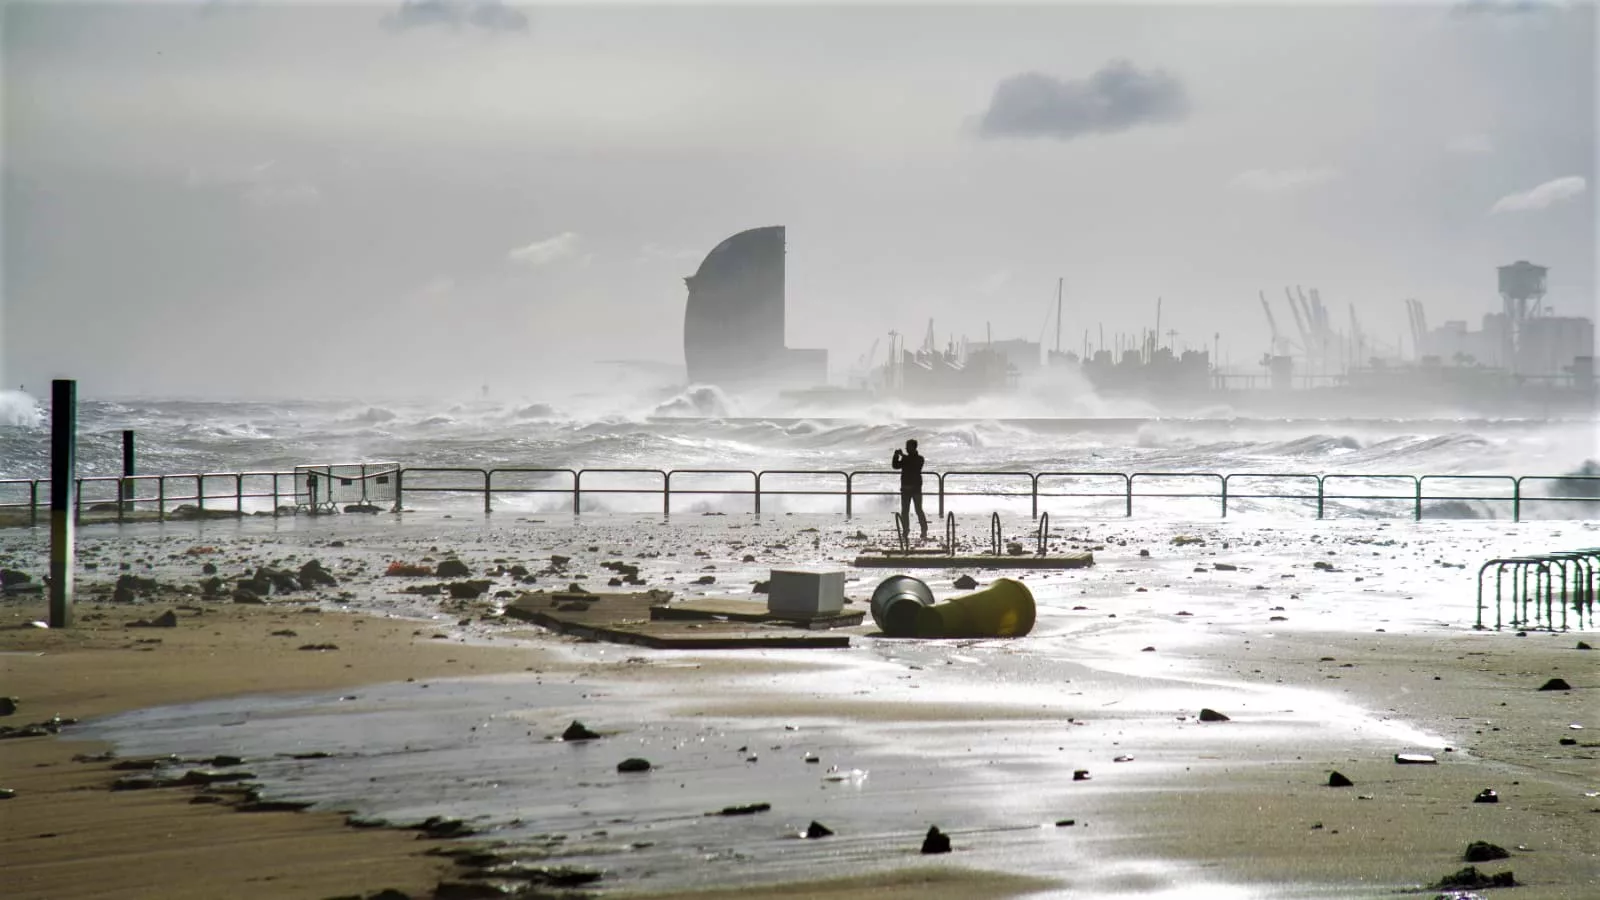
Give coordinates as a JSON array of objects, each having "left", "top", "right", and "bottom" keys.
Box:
[{"left": 2, "top": 511, "right": 1597, "bottom": 899}]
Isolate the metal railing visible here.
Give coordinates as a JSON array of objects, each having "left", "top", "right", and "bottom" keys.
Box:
[
  {"left": 1477, "top": 548, "right": 1598, "bottom": 631},
  {"left": 2, "top": 467, "right": 1598, "bottom": 526}
]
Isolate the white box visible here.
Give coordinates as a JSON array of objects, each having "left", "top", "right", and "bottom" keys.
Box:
[{"left": 767, "top": 569, "right": 845, "bottom": 617}]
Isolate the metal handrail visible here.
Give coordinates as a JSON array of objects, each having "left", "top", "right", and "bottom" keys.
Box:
[{"left": 7, "top": 466, "right": 1600, "bottom": 527}]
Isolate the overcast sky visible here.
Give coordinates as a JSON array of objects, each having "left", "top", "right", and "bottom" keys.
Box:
[{"left": 2, "top": 0, "right": 1594, "bottom": 399}]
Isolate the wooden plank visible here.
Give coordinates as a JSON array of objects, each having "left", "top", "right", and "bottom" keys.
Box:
[
  {"left": 851, "top": 553, "right": 1094, "bottom": 570},
  {"left": 650, "top": 597, "right": 865, "bottom": 629}
]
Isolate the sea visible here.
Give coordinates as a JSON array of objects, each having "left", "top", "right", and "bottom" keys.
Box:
[{"left": 1, "top": 378, "right": 1596, "bottom": 521}]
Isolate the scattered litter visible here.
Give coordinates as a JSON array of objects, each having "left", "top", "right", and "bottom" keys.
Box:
[{"left": 1395, "top": 753, "right": 1437, "bottom": 765}]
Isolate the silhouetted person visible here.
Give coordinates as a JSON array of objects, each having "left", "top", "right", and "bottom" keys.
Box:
[{"left": 892, "top": 439, "right": 928, "bottom": 540}]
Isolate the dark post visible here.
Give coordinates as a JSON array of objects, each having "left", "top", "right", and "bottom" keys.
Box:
[
  {"left": 121, "top": 429, "right": 135, "bottom": 509},
  {"left": 50, "top": 379, "right": 76, "bottom": 628}
]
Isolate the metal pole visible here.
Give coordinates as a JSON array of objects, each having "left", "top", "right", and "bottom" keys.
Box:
[
  {"left": 49, "top": 379, "right": 76, "bottom": 628},
  {"left": 120, "top": 429, "right": 135, "bottom": 520}
]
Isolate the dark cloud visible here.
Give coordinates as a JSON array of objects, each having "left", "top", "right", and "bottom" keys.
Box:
[
  {"left": 977, "top": 59, "right": 1188, "bottom": 141},
  {"left": 383, "top": 0, "right": 528, "bottom": 33}
]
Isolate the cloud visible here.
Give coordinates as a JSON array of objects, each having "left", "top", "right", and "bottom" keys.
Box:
[
  {"left": 184, "top": 161, "right": 321, "bottom": 209},
  {"left": 508, "top": 232, "right": 581, "bottom": 268},
  {"left": 383, "top": 0, "right": 528, "bottom": 33},
  {"left": 975, "top": 269, "right": 1011, "bottom": 296},
  {"left": 1489, "top": 175, "right": 1587, "bottom": 213},
  {"left": 1229, "top": 167, "right": 1339, "bottom": 192},
  {"left": 1453, "top": 0, "right": 1566, "bottom": 17},
  {"left": 636, "top": 242, "right": 703, "bottom": 264},
  {"left": 1445, "top": 133, "right": 1494, "bottom": 154},
  {"left": 976, "top": 59, "right": 1189, "bottom": 141}
]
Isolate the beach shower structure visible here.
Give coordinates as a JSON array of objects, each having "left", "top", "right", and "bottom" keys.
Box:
[{"left": 682, "top": 226, "right": 828, "bottom": 389}]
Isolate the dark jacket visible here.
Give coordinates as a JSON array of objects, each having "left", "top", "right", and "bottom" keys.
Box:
[{"left": 892, "top": 451, "right": 924, "bottom": 492}]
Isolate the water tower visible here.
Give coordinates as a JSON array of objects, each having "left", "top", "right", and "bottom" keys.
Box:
[{"left": 1497, "top": 260, "right": 1547, "bottom": 373}]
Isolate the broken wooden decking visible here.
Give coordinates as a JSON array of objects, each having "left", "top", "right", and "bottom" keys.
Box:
[
  {"left": 503, "top": 591, "right": 853, "bottom": 649},
  {"left": 851, "top": 551, "right": 1095, "bottom": 569},
  {"left": 650, "top": 597, "right": 864, "bottom": 630}
]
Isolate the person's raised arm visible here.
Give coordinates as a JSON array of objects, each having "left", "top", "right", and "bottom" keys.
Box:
[{"left": 892, "top": 449, "right": 904, "bottom": 470}]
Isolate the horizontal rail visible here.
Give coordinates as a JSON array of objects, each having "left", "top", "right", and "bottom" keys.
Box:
[{"left": 5, "top": 468, "right": 1600, "bottom": 526}]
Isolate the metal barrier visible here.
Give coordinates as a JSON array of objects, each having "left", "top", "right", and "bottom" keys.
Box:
[
  {"left": 1476, "top": 548, "right": 1599, "bottom": 631},
  {"left": 1036, "top": 512, "right": 1050, "bottom": 556},
  {"left": 5, "top": 466, "right": 1599, "bottom": 526}
]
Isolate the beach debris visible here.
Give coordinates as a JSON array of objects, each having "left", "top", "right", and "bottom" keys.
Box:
[
  {"left": 1559, "top": 737, "right": 1577, "bottom": 745},
  {"left": 1198, "top": 708, "right": 1230, "bottom": 722},
  {"left": 211, "top": 755, "right": 245, "bottom": 767},
  {"left": 1537, "top": 677, "right": 1572, "bottom": 691},
  {"left": 821, "top": 767, "right": 867, "bottom": 783},
  {"left": 201, "top": 562, "right": 218, "bottom": 575},
  {"left": 1113, "top": 755, "right": 1134, "bottom": 763},
  {"left": 0, "top": 788, "right": 14, "bottom": 799},
  {"left": 1465, "top": 841, "right": 1511, "bottom": 862},
  {"left": 920, "top": 825, "right": 952, "bottom": 854},
  {"left": 1474, "top": 789, "right": 1500, "bottom": 804},
  {"left": 953, "top": 574, "right": 979, "bottom": 590},
  {"left": 1055, "top": 818, "right": 1076, "bottom": 827},
  {"left": 1327, "top": 771, "right": 1354, "bottom": 787},
  {"left": 616, "top": 758, "right": 651, "bottom": 773},
  {"left": 1139, "top": 549, "right": 1150, "bottom": 557},
  {"left": 233, "top": 587, "right": 265, "bottom": 604},
  {"left": 1578, "top": 641, "right": 1593, "bottom": 650},
  {"left": 1434, "top": 865, "right": 1515, "bottom": 889},
  {"left": 270, "top": 629, "right": 298, "bottom": 637},
  {"left": 1073, "top": 770, "right": 1091, "bottom": 781},
  {"left": 113, "top": 574, "right": 159, "bottom": 602},
  {"left": 447, "top": 581, "right": 491, "bottom": 599},
  {"left": 298, "top": 559, "right": 338, "bottom": 588},
  {"left": 561, "top": 721, "right": 601, "bottom": 741},
  {"left": 386, "top": 562, "right": 432, "bottom": 577},
  {"left": 126, "top": 610, "right": 179, "bottom": 628},
  {"left": 0, "top": 698, "right": 16, "bottom": 717},
  {"left": 1394, "top": 753, "right": 1437, "bottom": 765},
  {"left": 694, "top": 575, "right": 716, "bottom": 585},
  {"left": 414, "top": 816, "right": 476, "bottom": 839},
  {"left": 297, "top": 643, "right": 339, "bottom": 651},
  {"left": 1172, "top": 535, "right": 1203, "bottom": 546},
  {"left": 710, "top": 802, "right": 771, "bottom": 816},
  {"left": 1141, "top": 646, "right": 1156, "bottom": 652},
  {"left": 1213, "top": 562, "right": 1238, "bottom": 571},
  {"left": 435, "top": 558, "right": 471, "bottom": 578},
  {"left": 1313, "top": 560, "right": 1334, "bottom": 571},
  {"left": 804, "top": 821, "right": 833, "bottom": 839}
]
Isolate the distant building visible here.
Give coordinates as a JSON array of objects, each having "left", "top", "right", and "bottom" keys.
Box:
[{"left": 683, "top": 226, "right": 827, "bottom": 388}]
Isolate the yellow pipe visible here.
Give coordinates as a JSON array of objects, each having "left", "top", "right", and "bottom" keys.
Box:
[{"left": 914, "top": 577, "right": 1035, "bottom": 639}]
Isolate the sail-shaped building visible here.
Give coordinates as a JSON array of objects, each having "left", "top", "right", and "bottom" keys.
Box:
[{"left": 683, "top": 226, "right": 827, "bottom": 388}]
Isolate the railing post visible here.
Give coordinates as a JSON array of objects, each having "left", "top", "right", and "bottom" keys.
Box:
[
  {"left": 73, "top": 478, "right": 82, "bottom": 526},
  {"left": 484, "top": 470, "right": 492, "bottom": 514},
  {"left": 196, "top": 474, "right": 205, "bottom": 513},
  {"left": 1414, "top": 477, "right": 1422, "bottom": 522},
  {"left": 937, "top": 473, "right": 945, "bottom": 518},
  {"left": 29, "top": 480, "right": 39, "bottom": 528},
  {"left": 392, "top": 469, "right": 403, "bottom": 513},
  {"left": 663, "top": 471, "right": 672, "bottom": 518},
  {"left": 754, "top": 472, "right": 762, "bottom": 516},
  {"left": 1316, "top": 476, "right": 1325, "bottom": 519},
  {"left": 845, "top": 473, "right": 853, "bottom": 519},
  {"left": 1030, "top": 474, "right": 1038, "bottom": 520},
  {"left": 1220, "top": 475, "right": 1228, "bottom": 518},
  {"left": 1125, "top": 475, "right": 1133, "bottom": 517},
  {"left": 273, "top": 472, "right": 281, "bottom": 516},
  {"left": 117, "top": 478, "right": 127, "bottom": 523},
  {"left": 574, "top": 470, "right": 583, "bottom": 515},
  {"left": 235, "top": 474, "right": 243, "bottom": 514},
  {"left": 158, "top": 476, "right": 166, "bottom": 522},
  {"left": 1513, "top": 477, "right": 1522, "bottom": 523}
]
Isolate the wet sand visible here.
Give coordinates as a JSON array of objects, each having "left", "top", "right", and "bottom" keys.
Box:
[{"left": 1, "top": 511, "right": 1596, "bottom": 899}]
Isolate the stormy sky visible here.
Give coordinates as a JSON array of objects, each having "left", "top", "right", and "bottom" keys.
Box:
[{"left": 2, "top": 0, "right": 1594, "bottom": 399}]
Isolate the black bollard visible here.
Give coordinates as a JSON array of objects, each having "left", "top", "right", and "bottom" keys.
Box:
[
  {"left": 49, "top": 379, "right": 76, "bottom": 628},
  {"left": 121, "top": 429, "right": 135, "bottom": 510}
]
